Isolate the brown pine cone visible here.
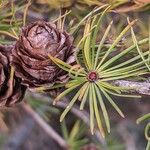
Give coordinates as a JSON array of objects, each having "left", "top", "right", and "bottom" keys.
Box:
[
  {"left": 11, "top": 21, "right": 75, "bottom": 90},
  {"left": 0, "top": 45, "right": 26, "bottom": 107}
]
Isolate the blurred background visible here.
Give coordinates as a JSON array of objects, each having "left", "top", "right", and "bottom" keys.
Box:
[{"left": 0, "top": 0, "right": 150, "bottom": 150}]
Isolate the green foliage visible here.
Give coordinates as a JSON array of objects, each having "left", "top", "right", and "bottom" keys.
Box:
[
  {"left": 0, "top": 1, "right": 149, "bottom": 147},
  {"left": 106, "top": 135, "right": 125, "bottom": 150},
  {"left": 34, "top": 0, "right": 150, "bottom": 12},
  {"left": 28, "top": 96, "right": 60, "bottom": 121},
  {"left": 61, "top": 121, "right": 88, "bottom": 150},
  {"left": 0, "top": 0, "right": 25, "bottom": 43},
  {"left": 137, "top": 113, "right": 150, "bottom": 150},
  {"left": 48, "top": 7, "right": 150, "bottom": 137}
]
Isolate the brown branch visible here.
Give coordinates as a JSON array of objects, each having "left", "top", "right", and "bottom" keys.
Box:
[{"left": 21, "top": 103, "right": 68, "bottom": 149}]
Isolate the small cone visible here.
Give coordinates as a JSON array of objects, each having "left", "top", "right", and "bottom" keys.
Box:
[
  {"left": 0, "top": 45, "right": 26, "bottom": 107},
  {"left": 11, "top": 21, "right": 75, "bottom": 90}
]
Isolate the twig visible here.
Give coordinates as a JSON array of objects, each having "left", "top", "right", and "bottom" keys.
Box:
[
  {"left": 27, "top": 93, "right": 108, "bottom": 149},
  {"left": 113, "top": 79, "right": 150, "bottom": 96},
  {"left": 21, "top": 103, "right": 68, "bottom": 149}
]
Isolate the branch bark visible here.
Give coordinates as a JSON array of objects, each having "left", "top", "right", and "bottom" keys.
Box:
[
  {"left": 113, "top": 79, "right": 150, "bottom": 96},
  {"left": 21, "top": 103, "right": 68, "bottom": 149}
]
